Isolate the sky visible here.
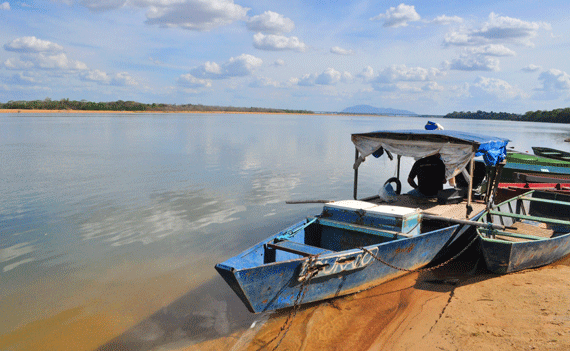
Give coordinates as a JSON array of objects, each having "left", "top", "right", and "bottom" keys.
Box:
[{"left": 1, "top": 0, "right": 569, "bottom": 115}]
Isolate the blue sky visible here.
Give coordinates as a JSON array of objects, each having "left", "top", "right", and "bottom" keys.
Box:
[{"left": 1, "top": 0, "right": 569, "bottom": 114}]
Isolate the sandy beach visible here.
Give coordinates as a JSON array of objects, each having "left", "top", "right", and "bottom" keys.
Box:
[{"left": 188, "top": 254, "right": 570, "bottom": 351}]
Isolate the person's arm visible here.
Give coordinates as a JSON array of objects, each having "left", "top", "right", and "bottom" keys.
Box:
[
  {"left": 408, "top": 161, "right": 419, "bottom": 189},
  {"left": 408, "top": 176, "right": 418, "bottom": 189}
]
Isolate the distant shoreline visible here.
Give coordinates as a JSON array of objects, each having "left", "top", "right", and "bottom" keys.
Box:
[
  {"left": 0, "top": 109, "right": 406, "bottom": 117},
  {"left": 0, "top": 109, "right": 305, "bottom": 115}
]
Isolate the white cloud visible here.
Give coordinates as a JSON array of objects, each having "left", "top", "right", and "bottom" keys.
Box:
[
  {"left": 423, "top": 82, "right": 444, "bottom": 91},
  {"left": 430, "top": 15, "right": 463, "bottom": 25},
  {"left": 476, "top": 12, "right": 551, "bottom": 45},
  {"left": 4, "top": 73, "right": 39, "bottom": 85},
  {"left": 444, "top": 12, "right": 551, "bottom": 47},
  {"left": 296, "top": 68, "right": 352, "bottom": 86},
  {"left": 4, "top": 57, "right": 34, "bottom": 70},
  {"left": 375, "top": 64, "right": 443, "bottom": 83},
  {"left": 330, "top": 46, "right": 354, "bottom": 55},
  {"left": 5, "top": 52, "right": 88, "bottom": 71},
  {"left": 249, "top": 76, "right": 282, "bottom": 88},
  {"left": 4, "top": 36, "right": 64, "bottom": 53},
  {"left": 370, "top": 3, "right": 420, "bottom": 28},
  {"left": 272, "top": 59, "right": 285, "bottom": 66},
  {"left": 315, "top": 68, "right": 342, "bottom": 85},
  {"left": 463, "top": 44, "right": 516, "bottom": 57},
  {"left": 1, "top": 2, "right": 10, "bottom": 10},
  {"left": 246, "top": 11, "right": 294, "bottom": 34},
  {"left": 522, "top": 64, "right": 542, "bottom": 72},
  {"left": 143, "top": 0, "right": 249, "bottom": 31},
  {"left": 538, "top": 69, "right": 570, "bottom": 91},
  {"left": 79, "top": 0, "right": 126, "bottom": 11},
  {"left": 190, "top": 54, "right": 262, "bottom": 79},
  {"left": 358, "top": 66, "right": 375, "bottom": 81},
  {"left": 224, "top": 54, "right": 263, "bottom": 76},
  {"left": 443, "top": 29, "right": 477, "bottom": 46},
  {"left": 447, "top": 55, "right": 500, "bottom": 72},
  {"left": 470, "top": 76, "right": 525, "bottom": 100},
  {"left": 177, "top": 74, "right": 212, "bottom": 88},
  {"left": 81, "top": 69, "right": 109, "bottom": 82},
  {"left": 110, "top": 72, "right": 137, "bottom": 86},
  {"left": 253, "top": 33, "right": 307, "bottom": 51}
]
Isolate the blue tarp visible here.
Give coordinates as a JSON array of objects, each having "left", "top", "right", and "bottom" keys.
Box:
[{"left": 352, "top": 129, "right": 509, "bottom": 167}]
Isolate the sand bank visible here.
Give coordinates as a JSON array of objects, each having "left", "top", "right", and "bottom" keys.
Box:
[{"left": 189, "top": 255, "right": 570, "bottom": 351}]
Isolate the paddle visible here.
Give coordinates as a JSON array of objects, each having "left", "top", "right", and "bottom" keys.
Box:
[
  {"left": 285, "top": 200, "right": 332, "bottom": 204},
  {"left": 422, "top": 214, "right": 513, "bottom": 230}
]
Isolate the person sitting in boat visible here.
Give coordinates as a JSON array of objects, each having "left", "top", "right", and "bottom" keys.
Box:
[{"left": 407, "top": 153, "right": 446, "bottom": 197}]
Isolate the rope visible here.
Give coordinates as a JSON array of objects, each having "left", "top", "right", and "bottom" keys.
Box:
[
  {"left": 263, "top": 254, "right": 321, "bottom": 351},
  {"left": 264, "top": 231, "right": 480, "bottom": 349}
]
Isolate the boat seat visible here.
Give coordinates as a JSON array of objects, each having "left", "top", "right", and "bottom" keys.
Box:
[{"left": 266, "top": 240, "right": 333, "bottom": 257}]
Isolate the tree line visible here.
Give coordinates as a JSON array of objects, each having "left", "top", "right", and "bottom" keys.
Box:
[
  {"left": 0, "top": 99, "right": 313, "bottom": 114},
  {"left": 445, "top": 108, "right": 570, "bottom": 124}
]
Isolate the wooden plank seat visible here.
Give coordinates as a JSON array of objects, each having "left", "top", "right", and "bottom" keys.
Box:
[
  {"left": 480, "top": 221, "right": 554, "bottom": 242},
  {"left": 488, "top": 210, "right": 570, "bottom": 226},
  {"left": 266, "top": 240, "right": 333, "bottom": 257}
]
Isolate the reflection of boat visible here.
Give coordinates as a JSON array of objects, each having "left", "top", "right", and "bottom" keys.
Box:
[
  {"left": 502, "top": 151, "right": 570, "bottom": 183},
  {"left": 476, "top": 190, "right": 570, "bottom": 274},
  {"left": 216, "top": 130, "right": 509, "bottom": 313},
  {"left": 532, "top": 146, "right": 570, "bottom": 162}
]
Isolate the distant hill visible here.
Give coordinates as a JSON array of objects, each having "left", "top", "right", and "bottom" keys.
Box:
[{"left": 341, "top": 105, "right": 417, "bottom": 116}]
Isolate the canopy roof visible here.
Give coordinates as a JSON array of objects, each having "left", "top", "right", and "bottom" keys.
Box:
[{"left": 351, "top": 129, "right": 510, "bottom": 179}]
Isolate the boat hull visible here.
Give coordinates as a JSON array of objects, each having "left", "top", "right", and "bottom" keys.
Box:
[
  {"left": 216, "top": 223, "right": 461, "bottom": 313},
  {"left": 479, "top": 234, "right": 570, "bottom": 274},
  {"left": 477, "top": 191, "right": 570, "bottom": 274}
]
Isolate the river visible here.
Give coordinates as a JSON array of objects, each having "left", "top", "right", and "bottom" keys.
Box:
[{"left": 1, "top": 113, "right": 569, "bottom": 350}]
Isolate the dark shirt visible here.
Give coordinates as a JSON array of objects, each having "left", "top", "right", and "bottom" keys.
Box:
[{"left": 408, "top": 155, "right": 446, "bottom": 196}]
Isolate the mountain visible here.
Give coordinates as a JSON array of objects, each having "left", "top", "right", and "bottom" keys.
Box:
[{"left": 341, "top": 105, "right": 417, "bottom": 116}]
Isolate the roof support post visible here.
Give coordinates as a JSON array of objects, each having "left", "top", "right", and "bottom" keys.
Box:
[
  {"left": 466, "top": 156, "right": 475, "bottom": 218},
  {"left": 353, "top": 147, "right": 359, "bottom": 199},
  {"left": 397, "top": 155, "right": 401, "bottom": 180}
]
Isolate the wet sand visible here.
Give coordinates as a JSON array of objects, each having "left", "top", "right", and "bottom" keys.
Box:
[{"left": 188, "top": 255, "right": 570, "bottom": 351}]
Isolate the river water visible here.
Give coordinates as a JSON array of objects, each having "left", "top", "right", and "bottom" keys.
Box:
[{"left": 1, "top": 113, "right": 569, "bottom": 350}]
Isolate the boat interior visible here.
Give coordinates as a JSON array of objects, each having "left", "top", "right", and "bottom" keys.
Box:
[
  {"left": 478, "top": 191, "right": 570, "bottom": 242},
  {"left": 230, "top": 197, "right": 474, "bottom": 267}
]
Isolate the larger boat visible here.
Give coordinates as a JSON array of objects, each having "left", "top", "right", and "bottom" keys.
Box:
[
  {"left": 215, "top": 130, "right": 509, "bottom": 313},
  {"left": 476, "top": 190, "right": 570, "bottom": 274}
]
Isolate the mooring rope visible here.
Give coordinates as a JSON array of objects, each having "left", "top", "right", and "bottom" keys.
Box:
[
  {"left": 265, "top": 232, "right": 480, "bottom": 350},
  {"left": 263, "top": 254, "right": 321, "bottom": 351}
]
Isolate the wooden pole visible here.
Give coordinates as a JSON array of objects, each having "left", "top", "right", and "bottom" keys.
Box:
[
  {"left": 422, "top": 214, "right": 510, "bottom": 230},
  {"left": 397, "top": 155, "right": 401, "bottom": 180},
  {"left": 353, "top": 147, "right": 359, "bottom": 200},
  {"left": 466, "top": 156, "right": 475, "bottom": 218}
]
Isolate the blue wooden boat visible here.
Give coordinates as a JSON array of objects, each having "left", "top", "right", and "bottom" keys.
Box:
[
  {"left": 216, "top": 201, "right": 461, "bottom": 313},
  {"left": 216, "top": 130, "right": 510, "bottom": 313},
  {"left": 476, "top": 190, "right": 570, "bottom": 274}
]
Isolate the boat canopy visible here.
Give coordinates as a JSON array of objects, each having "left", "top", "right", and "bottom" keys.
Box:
[{"left": 351, "top": 129, "right": 509, "bottom": 179}]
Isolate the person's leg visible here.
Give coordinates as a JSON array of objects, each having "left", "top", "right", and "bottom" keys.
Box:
[{"left": 407, "top": 188, "right": 425, "bottom": 197}]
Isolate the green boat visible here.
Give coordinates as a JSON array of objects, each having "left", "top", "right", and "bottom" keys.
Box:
[
  {"left": 532, "top": 146, "right": 570, "bottom": 162},
  {"left": 502, "top": 151, "right": 570, "bottom": 183}
]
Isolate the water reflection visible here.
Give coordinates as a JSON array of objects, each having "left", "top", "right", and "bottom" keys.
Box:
[{"left": 80, "top": 188, "right": 246, "bottom": 247}]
